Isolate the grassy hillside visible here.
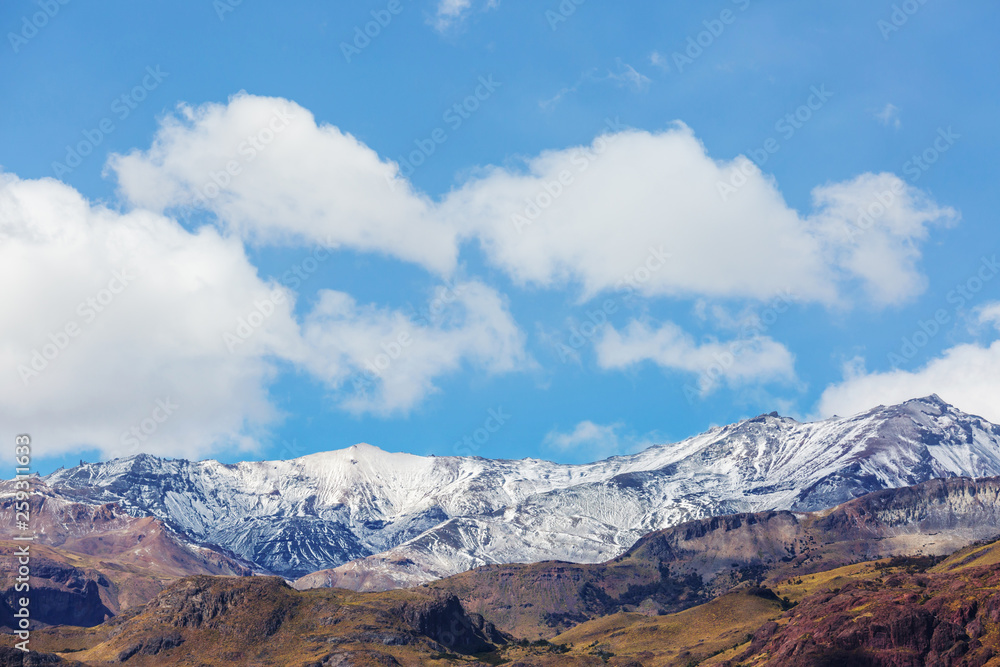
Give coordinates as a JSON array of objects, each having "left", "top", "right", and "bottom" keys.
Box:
[
  {"left": 4, "top": 575, "right": 507, "bottom": 666},
  {"left": 5, "top": 546, "right": 1000, "bottom": 665},
  {"left": 552, "top": 587, "right": 786, "bottom": 666}
]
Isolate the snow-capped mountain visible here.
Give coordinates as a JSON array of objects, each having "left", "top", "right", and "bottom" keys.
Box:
[{"left": 43, "top": 396, "right": 1000, "bottom": 584}]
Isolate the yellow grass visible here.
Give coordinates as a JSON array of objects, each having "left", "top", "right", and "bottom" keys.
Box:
[
  {"left": 552, "top": 588, "right": 783, "bottom": 666},
  {"left": 932, "top": 539, "right": 1000, "bottom": 573}
]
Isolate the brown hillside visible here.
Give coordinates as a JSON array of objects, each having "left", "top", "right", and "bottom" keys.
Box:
[{"left": 14, "top": 575, "right": 508, "bottom": 666}]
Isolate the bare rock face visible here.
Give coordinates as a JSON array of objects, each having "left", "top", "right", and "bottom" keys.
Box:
[
  {"left": 624, "top": 476, "right": 1000, "bottom": 585},
  {"left": 310, "top": 651, "right": 401, "bottom": 666},
  {"left": 143, "top": 576, "right": 292, "bottom": 641},
  {"left": 115, "top": 632, "right": 184, "bottom": 663},
  {"left": 0, "top": 548, "right": 113, "bottom": 629},
  {"left": 0, "top": 646, "right": 85, "bottom": 666},
  {"left": 398, "top": 592, "right": 507, "bottom": 653}
]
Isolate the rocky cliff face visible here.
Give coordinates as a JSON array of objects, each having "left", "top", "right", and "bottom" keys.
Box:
[
  {"left": 627, "top": 476, "right": 1000, "bottom": 582},
  {"left": 0, "top": 544, "right": 114, "bottom": 629},
  {"left": 40, "top": 396, "right": 1000, "bottom": 585}
]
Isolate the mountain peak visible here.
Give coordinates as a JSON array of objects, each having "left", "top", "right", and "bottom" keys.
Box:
[
  {"left": 303, "top": 442, "right": 400, "bottom": 461},
  {"left": 348, "top": 442, "right": 385, "bottom": 454},
  {"left": 848, "top": 394, "right": 955, "bottom": 421},
  {"left": 295, "top": 442, "right": 432, "bottom": 474},
  {"left": 738, "top": 409, "right": 795, "bottom": 427},
  {"left": 904, "top": 393, "right": 948, "bottom": 406},
  {"left": 892, "top": 394, "right": 954, "bottom": 417}
]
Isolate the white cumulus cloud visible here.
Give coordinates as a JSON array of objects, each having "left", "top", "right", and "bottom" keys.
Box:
[
  {"left": 595, "top": 319, "right": 797, "bottom": 395},
  {"left": 810, "top": 172, "right": 958, "bottom": 306},
  {"left": 0, "top": 174, "right": 297, "bottom": 461},
  {"left": 108, "top": 93, "right": 457, "bottom": 274},
  {"left": 0, "top": 174, "right": 529, "bottom": 459},
  {"left": 3, "top": 92, "right": 971, "bottom": 459},
  {"left": 109, "top": 95, "right": 959, "bottom": 310},
  {"left": 301, "top": 281, "right": 530, "bottom": 415},
  {"left": 445, "top": 124, "right": 955, "bottom": 305},
  {"left": 816, "top": 302, "right": 1000, "bottom": 424}
]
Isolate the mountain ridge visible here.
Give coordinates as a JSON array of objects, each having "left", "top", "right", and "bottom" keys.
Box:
[
  {"left": 426, "top": 474, "right": 1000, "bottom": 637},
  {"left": 40, "top": 395, "right": 1000, "bottom": 584}
]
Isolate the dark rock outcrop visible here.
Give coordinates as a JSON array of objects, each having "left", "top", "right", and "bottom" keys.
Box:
[
  {"left": 400, "top": 592, "right": 506, "bottom": 653},
  {"left": 0, "top": 555, "right": 114, "bottom": 629},
  {"left": 0, "top": 646, "right": 85, "bottom": 666}
]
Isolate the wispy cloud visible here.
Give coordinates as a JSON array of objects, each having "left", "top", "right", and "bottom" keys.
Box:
[
  {"left": 608, "top": 59, "right": 652, "bottom": 92},
  {"left": 543, "top": 420, "right": 660, "bottom": 460},
  {"left": 539, "top": 60, "right": 650, "bottom": 110},
  {"left": 875, "top": 103, "right": 901, "bottom": 129},
  {"left": 649, "top": 50, "right": 669, "bottom": 72},
  {"left": 977, "top": 302, "right": 1000, "bottom": 330},
  {"left": 432, "top": 0, "right": 499, "bottom": 32},
  {"left": 539, "top": 82, "right": 582, "bottom": 111}
]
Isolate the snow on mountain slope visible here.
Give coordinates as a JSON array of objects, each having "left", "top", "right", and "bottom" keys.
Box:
[{"left": 43, "top": 396, "right": 1000, "bottom": 583}]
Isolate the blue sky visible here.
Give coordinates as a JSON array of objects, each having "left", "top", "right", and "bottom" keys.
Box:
[{"left": 2, "top": 0, "right": 999, "bottom": 473}]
